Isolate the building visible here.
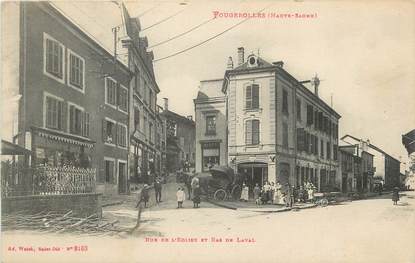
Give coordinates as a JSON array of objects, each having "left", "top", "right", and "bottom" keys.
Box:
[
  {"left": 194, "top": 79, "right": 227, "bottom": 172},
  {"left": 341, "top": 134, "right": 400, "bottom": 189},
  {"left": 195, "top": 47, "right": 341, "bottom": 192},
  {"left": 118, "top": 4, "right": 164, "bottom": 185},
  {"left": 4, "top": 2, "right": 132, "bottom": 196},
  {"left": 338, "top": 144, "right": 374, "bottom": 192},
  {"left": 160, "top": 99, "right": 196, "bottom": 173}
]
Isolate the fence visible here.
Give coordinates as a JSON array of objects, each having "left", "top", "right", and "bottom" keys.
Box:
[{"left": 33, "top": 166, "right": 96, "bottom": 195}]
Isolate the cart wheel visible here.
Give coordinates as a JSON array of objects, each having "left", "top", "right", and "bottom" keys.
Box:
[
  {"left": 231, "top": 185, "right": 242, "bottom": 200},
  {"left": 320, "top": 198, "right": 328, "bottom": 207},
  {"left": 214, "top": 189, "right": 227, "bottom": 201}
]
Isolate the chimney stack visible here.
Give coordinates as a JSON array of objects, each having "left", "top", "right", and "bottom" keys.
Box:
[
  {"left": 272, "top": 61, "right": 284, "bottom": 67},
  {"left": 187, "top": 115, "right": 193, "bottom": 121},
  {"left": 237, "top": 47, "right": 244, "bottom": 66},
  {"left": 312, "top": 75, "right": 320, "bottom": 97},
  {"left": 163, "top": 98, "right": 168, "bottom": 111},
  {"left": 227, "top": 56, "right": 234, "bottom": 69}
]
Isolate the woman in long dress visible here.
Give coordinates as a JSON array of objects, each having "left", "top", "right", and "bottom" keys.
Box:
[
  {"left": 240, "top": 183, "right": 249, "bottom": 202},
  {"left": 274, "top": 182, "right": 282, "bottom": 205}
]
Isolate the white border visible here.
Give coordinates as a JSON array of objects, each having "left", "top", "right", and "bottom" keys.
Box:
[
  {"left": 104, "top": 157, "right": 116, "bottom": 184},
  {"left": 67, "top": 48, "right": 86, "bottom": 94},
  {"left": 104, "top": 76, "right": 118, "bottom": 110},
  {"left": 43, "top": 32, "right": 65, "bottom": 84}
]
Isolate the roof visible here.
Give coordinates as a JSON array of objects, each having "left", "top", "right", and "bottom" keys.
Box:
[
  {"left": 160, "top": 110, "right": 195, "bottom": 126},
  {"left": 223, "top": 55, "right": 341, "bottom": 119},
  {"left": 1, "top": 140, "right": 32, "bottom": 155},
  {"left": 341, "top": 134, "right": 399, "bottom": 161}
]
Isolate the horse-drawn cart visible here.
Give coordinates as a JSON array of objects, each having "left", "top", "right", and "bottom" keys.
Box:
[{"left": 194, "top": 166, "right": 243, "bottom": 201}]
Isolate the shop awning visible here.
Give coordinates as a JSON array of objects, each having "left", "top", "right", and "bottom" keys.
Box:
[{"left": 1, "top": 140, "right": 32, "bottom": 155}]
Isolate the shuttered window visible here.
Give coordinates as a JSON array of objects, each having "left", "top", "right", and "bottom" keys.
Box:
[
  {"left": 45, "top": 36, "right": 63, "bottom": 80},
  {"left": 282, "top": 90, "right": 289, "bottom": 115},
  {"left": 117, "top": 85, "right": 128, "bottom": 112},
  {"left": 283, "top": 122, "right": 288, "bottom": 149},
  {"left": 307, "top": 105, "right": 314, "bottom": 126},
  {"left": 104, "top": 159, "right": 114, "bottom": 183},
  {"left": 69, "top": 51, "right": 84, "bottom": 90},
  {"left": 245, "top": 84, "right": 259, "bottom": 109},
  {"left": 45, "top": 96, "right": 64, "bottom": 130},
  {"left": 245, "top": 120, "right": 260, "bottom": 145},
  {"left": 105, "top": 78, "right": 117, "bottom": 106},
  {"left": 69, "top": 105, "right": 89, "bottom": 137}
]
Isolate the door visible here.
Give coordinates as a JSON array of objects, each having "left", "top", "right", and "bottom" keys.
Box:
[
  {"left": 342, "top": 173, "right": 347, "bottom": 193},
  {"left": 118, "top": 161, "right": 127, "bottom": 194}
]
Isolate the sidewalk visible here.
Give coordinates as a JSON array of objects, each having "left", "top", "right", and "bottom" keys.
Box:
[{"left": 207, "top": 199, "right": 317, "bottom": 212}]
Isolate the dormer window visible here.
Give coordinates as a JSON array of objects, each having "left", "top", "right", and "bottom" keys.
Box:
[{"left": 247, "top": 55, "right": 258, "bottom": 67}]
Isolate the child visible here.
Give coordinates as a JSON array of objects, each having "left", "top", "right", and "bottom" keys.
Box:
[{"left": 176, "top": 187, "right": 186, "bottom": 208}]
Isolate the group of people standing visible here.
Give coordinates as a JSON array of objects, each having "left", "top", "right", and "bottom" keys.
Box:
[{"left": 240, "top": 181, "right": 317, "bottom": 207}]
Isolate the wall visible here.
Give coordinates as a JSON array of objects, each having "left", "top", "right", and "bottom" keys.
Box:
[{"left": 1, "top": 193, "right": 102, "bottom": 218}]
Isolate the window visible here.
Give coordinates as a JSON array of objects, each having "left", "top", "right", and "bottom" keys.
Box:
[
  {"left": 282, "top": 122, "right": 288, "bottom": 149},
  {"left": 104, "top": 159, "right": 115, "bottom": 183},
  {"left": 202, "top": 142, "right": 220, "bottom": 171},
  {"left": 105, "top": 77, "right": 117, "bottom": 107},
  {"left": 134, "top": 108, "right": 140, "bottom": 131},
  {"left": 45, "top": 96, "right": 64, "bottom": 130},
  {"left": 118, "top": 85, "right": 128, "bottom": 113},
  {"left": 149, "top": 89, "right": 154, "bottom": 110},
  {"left": 69, "top": 104, "right": 89, "bottom": 137},
  {"left": 245, "top": 120, "right": 260, "bottom": 145},
  {"left": 314, "top": 109, "right": 319, "bottom": 129},
  {"left": 245, "top": 84, "right": 259, "bottom": 110},
  {"left": 144, "top": 117, "right": 148, "bottom": 137},
  {"left": 103, "top": 118, "right": 116, "bottom": 144},
  {"left": 297, "top": 128, "right": 304, "bottom": 151},
  {"left": 134, "top": 67, "right": 140, "bottom": 95},
  {"left": 117, "top": 123, "right": 127, "bottom": 148},
  {"left": 282, "top": 89, "right": 288, "bottom": 115},
  {"left": 321, "top": 140, "right": 324, "bottom": 158},
  {"left": 68, "top": 50, "right": 85, "bottom": 91},
  {"left": 307, "top": 105, "right": 314, "bottom": 126},
  {"left": 318, "top": 112, "right": 323, "bottom": 131},
  {"left": 44, "top": 33, "right": 64, "bottom": 81},
  {"left": 333, "top": 144, "right": 338, "bottom": 160},
  {"left": 296, "top": 99, "right": 301, "bottom": 121},
  {"left": 149, "top": 122, "right": 153, "bottom": 143},
  {"left": 315, "top": 136, "right": 319, "bottom": 155},
  {"left": 206, "top": 115, "right": 216, "bottom": 135},
  {"left": 327, "top": 142, "right": 331, "bottom": 159}
]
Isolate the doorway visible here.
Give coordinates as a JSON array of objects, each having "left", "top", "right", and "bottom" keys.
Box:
[
  {"left": 118, "top": 160, "right": 127, "bottom": 194},
  {"left": 237, "top": 162, "right": 268, "bottom": 195}
]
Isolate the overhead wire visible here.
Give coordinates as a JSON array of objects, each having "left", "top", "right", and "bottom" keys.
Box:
[
  {"left": 153, "top": 2, "right": 274, "bottom": 63},
  {"left": 148, "top": 0, "right": 245, "bottom": 49},
  {"left": 142, "top": 7, "right": 187, "bottom": 32}
]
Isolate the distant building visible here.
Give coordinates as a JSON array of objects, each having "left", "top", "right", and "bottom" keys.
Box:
[
  {"left": 341, "top": 135, "right": 400, "bottom": 189},
  {"left": 338, "top": 144, "right": 374, "bottom": 192},
  {"left": 194, "top": 79, "right": 227, "bottom": 172},
  {"left": 160, "top": 99, "right": 196, "bottom": 173}
]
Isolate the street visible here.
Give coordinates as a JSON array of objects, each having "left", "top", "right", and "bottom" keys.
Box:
[{"left": 2, "top": 184, "right": 415, "bottom": 263}]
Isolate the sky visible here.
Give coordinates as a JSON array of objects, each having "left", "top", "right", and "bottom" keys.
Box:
[{"left": 3, "top": 0, "right": 415, "bottom": 167}]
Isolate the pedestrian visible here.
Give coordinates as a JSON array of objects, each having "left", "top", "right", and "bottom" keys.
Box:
[
  {"left": 193, "top": 186, "right": 201, "bottom": 208},
  {"left": 253, "top": 183, "right": 261, "bottom": 203},
  {"left": 274, "top": 181, "right": 282, "bottom": 205},
  {"left": 307, "top": 183, "right": 315, "bottom": 203},
  {"left": 240, "top": 183, "right": 249, "bottom": 202},
  {"left": 185, "top": 174, "right": 193, "bottom": 199},
  {"left": 136, "top": 184, "right": 149, "bottom": 208},
  {"left": 270, "top": 182, "right": 276, "bottom": 204},
  {"left": 154, "top": 178, "right": 162, "bottom": 203},
  {"left": 392, "top": 187, "right": 400, "bottom": 205},
  {"left": 298, "top": 186, "right": 304, "bottom": 203},
  {"left": 285, "top": 183, "right": 293, "bottom": 208},
  {"left": 176, "top": 187, "right": 186, "bottom": 208}
]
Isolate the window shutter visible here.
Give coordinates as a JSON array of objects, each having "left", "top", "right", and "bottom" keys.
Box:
[
  {"left": 69, "top": 105, "right": 75, "bottom": 133},
  {"left": 252, "top": 85, "right": 259, "bottom": 109},
  {"left": 116, "top": 83, "right": 121, "bottom": 107},
  {"left": 245, "top": 86, "right": 252, "bottom": 109},
  {"left": 102, "top": 119, "right": 107, "bottom": 142},
  {"left": 252, "top": 120, "right": 259, "bottom": 144},
  {"left": 245, "top": 120, "right": 252, "bottom": 145},
  {"left": 115, "top": 123, "right": 119, "bottom": 145},
  {"left": 61, "top": 101, "right": 67, "bottom": 131},
  {"left": 109, "top": 161, "right": 114, "bottom": 184}
]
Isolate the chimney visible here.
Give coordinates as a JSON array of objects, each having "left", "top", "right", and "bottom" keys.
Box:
[
  {"left": 272, "top": 61, "right": 284, "bottom": 67},
  {"left": 312, "top": 75, "right": 320, "bottom": 97},
  {"left": 163, "top": 98, "right": 168, "bottom": 111},
  {"left": 186, "top": 115, "right": 193, "bottom": 121},
  {"left": 227, "top": 56, "right": 234, "bottom": 69},
  {"left": 237, "top": 47, "right": 244, "bottom": 66}
]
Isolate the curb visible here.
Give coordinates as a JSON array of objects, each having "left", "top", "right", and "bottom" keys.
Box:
[
  {"left": 102, "top": 201, "right": 124, "bottom": 207},
  {"left": 207, "top": 200, "right": 318, "bottom": 213}
]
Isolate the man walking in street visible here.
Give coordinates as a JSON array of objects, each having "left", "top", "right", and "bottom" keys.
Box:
[{"left": 154, "top": 178, "right": 162, "bottom": 203}]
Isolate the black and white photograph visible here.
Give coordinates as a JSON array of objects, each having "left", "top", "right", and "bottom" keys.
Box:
[{"left": 1, "top": 1, "right": 414, "bottom": 262}]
